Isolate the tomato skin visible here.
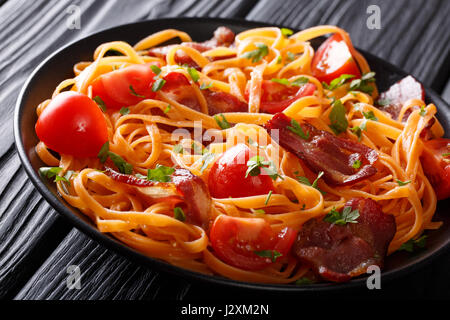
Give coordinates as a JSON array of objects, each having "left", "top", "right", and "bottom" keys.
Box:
[
  {"left": 35, "top": 92, "right": 108, "bottom": 158},
  {"left": 208, "top": 144, "right": 275, "bottom": 198},
  {"left": 311, "top": 33, "right": 361, "bottom": 84},
  {"left": 210, "top": 215, "right": 297, "bottom": 270},
  {"left": 420, "top": 138, "right": 450, "bottom": 200},
  {"left": 91, "top": 63, "right": 158, "bottom": 110},
  {"left": 260, "top": 82, "right": 316, "bottom": 114}
]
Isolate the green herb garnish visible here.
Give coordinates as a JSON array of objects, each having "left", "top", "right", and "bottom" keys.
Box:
[
  {"left": 120, "top": 107, "right": 130, "bottom": 115},
  {"left": 129, "top": 85, "right": 145, "bottom": 98},
  {"left": 323, "top": 206, "right": 360, "bottom": 225},
  {"left": 287, "top": 119, "right": 309, "bottom": 140},
  {"left": 398, "top": 235, "right": 427, "bottom": 253},
  {"left": 152, "top": 78, "right": 166, "bottom": 92},
  {"left": 173, "top": 207, "right": 186, "bottom": 222},
  {"left": 328, "top": 99, "right": 348, "bottom": 135},
  {"left": 147, "top": 164, "right": 175, "bottom": 182},
  {"left": 396, "top": 179, "right": 411, "bottom": 186},
  {"left": 242, "top": 43, "right": 269, "bottom": 63},
  {"left": 187, "top": 67, "right": 200, "bottom": 82},
  {"left": 323, "top": 74, "right": 355, "bottom": 91},
  {"left": 93, "top": 96, "right": 107, "bottom": 112},
  {"left": 253, "top": 250, "right": 282, "bottom": 263},
  {"left": 214, "top": 113, "right": 231, "bottom": 129}
]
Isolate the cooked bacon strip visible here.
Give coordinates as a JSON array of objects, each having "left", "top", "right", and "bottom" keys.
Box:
[
  {"left": 264, "top": 113, "right": 378, "bottom": 185},
  {"left": 294, "top": 198, "right": 396, "bottom": 282},
  {"left": 148, "top": 26, "right": 236, "bottom": 68},
  {"left": 104, "top": 167, "right": 211, "bottom": 226},
  {"left": 162, "top": 72, "right": 247, "bottom": 115},
  {"left": 171, "top": 168, "right": 212, "bottom": 227},
  {"left": 377, "top": 75, "right": 425, "bottom": 122}
]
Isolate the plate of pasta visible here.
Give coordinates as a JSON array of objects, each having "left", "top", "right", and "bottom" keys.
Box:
[{"left": 14, "top": 18, "right": 450, "bottom": 290}]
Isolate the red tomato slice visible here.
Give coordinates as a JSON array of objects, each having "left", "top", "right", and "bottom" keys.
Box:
[
  {"left": 420, "top": 138, "right": 450, "bottom": 200},
  {"left": 91, "top": 63, "right": 159, "bottom": 110},
  {"left": 35, "top": 91, "right": 108, "bottom": 157},
  {"left": 260, "top": 81, "right": 316, "bottom": 114},
  {"left": 311, "top": 33, "right": 361, "bottom": 84},
  {"left": 208, "top": 144, "right": 275, "bottom": 198},
  {"left": 210, "top": 215, "right": 297, "bottom": 270}
]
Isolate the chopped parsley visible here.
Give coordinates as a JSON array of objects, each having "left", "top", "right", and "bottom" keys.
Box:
[
  {"left": 129, "top": 85, "right": 145, "bottom": 98},
  {"left": 214, "top": 113, "right": 231, "bottom": 129},
  {"left": 286, "top": 51, "right": 295, "bottom": 61},
  {"left": 265, "top": 190, "right": 273, "bottom": 205},
  {"left": 362, "top": 110, "right": 378, "bottom": 121},
  {"left": 271, "top": 77, "right": 309, "bottom": 87},
  {"left": 352, "top": 160, "right": 362, "bottom": 169},
  {"left": 323, "top": 206, "right": 360, "bottom": 225},
  {"left": 291, "top": 76, "right": 309, "bottom": 86},
  {"left": 173, "top": 144, "right": 184, "bottom": 154},
  {"left": 253, "top": 250, "right": 282, "bottom": 263},
  {"left": 287, "top": 119, "right": 310, "bottom": 140},
  {"left": 242, "top": 43, "right": 269, "bottom": 63},
  {"left": 97, "top": 141, "right": 133, "bottom": 174},
  {"left": 280, "top": 27, "right": 294, "bottom": 37},
  {"left": 39, "top": 167, "right": 73, "bottom": 184},
  {"left": 173, "top": 207, "right": 186, "bottom": 222},
  {"left": 296, "top": 171, "right": 326, "bottom": 194},
  {"left": 398, "top": 235, "right": 427, "bottom": 253},
  {"left": 349, "top": 72, "right": 376, "bottom": 94},
  {"left": 163, "top": 104, "right": 171, "bottom": 114},
  {"left": 93, "top": 96, "right": 107, "bottom": 112},
  {"left": 119, "top": 107, "right": 130, "bottom": 115},
  {"left": 396, "top": 179, "right": 411, "bottom": 186},
  {"left": 328, "top": 99, "right": 348, "bottom": 135},
  {"left": 200, "top": 152, "right": 215, "bottom": 173},
  {"left": 322, "top": 74, "right": 355, "bottom": 91},
  {"left": 419, "top": 106, "right": 427, "bottom": 117},
  {"left": 271, "top": 78, "right": 290, "bottom": 86},
  {"left": 108, "top": 152, "right": 133, "bottom": 174},
  {"left": 187, "top": 67, "right": 200, "bottom": 82},
  {"left": 98, "top": 141, "right": 110, "bottom": 163},
  {"left": 246, "top": 156, "right": 281, "bottom": 181},
  {"left": 150, "top": 64, "right": 161, "bottom": 76},
  {"left": 151, "top": 78, "right": 166, "bottom": 92},
  {"left": 200, "top": 82, "right": 213, "bottom": 90},
  {"left": 147, "top": 165, "right": 175, "bottom": 182}
]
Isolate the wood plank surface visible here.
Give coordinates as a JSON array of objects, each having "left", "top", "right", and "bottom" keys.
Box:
[{"left": 0, "top": 0, "right": 449, "bottom": 300}]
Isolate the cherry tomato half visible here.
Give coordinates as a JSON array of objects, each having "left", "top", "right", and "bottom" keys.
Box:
[
  {"left": 259, "top": 81, "right": 316, "bottom": 114},
  {"left": 35, "top": 91, "right": 108, "bottom": 157},
  {"left": 210, "top": 215, "right": 297, "bottom": 270},
  {"left": 420, "top": 138, "right": 450, "bottom": 200},
  {"left": 91, "top": 63, "right": 158, "bottom": 110},
  {"left": 311, "top": 33, "right": 361, "bottom": 84},
  {"left": 208, "top": 144, "right": 275, "bottom": 198}
]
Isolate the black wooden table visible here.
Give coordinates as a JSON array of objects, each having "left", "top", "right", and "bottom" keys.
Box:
[{"left": 1, "top": 0, "right": 450, "bottom": 301}]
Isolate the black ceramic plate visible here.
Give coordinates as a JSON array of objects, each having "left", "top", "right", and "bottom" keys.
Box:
[{"left": 14, "top": 18, "right": 450, "bottom": 292}]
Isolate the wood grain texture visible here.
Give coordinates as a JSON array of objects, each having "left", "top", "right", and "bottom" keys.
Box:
[
  {"left": 0, "top": 0, "right": 255, "bottom": 300},
  {"left": 1, "top": 0, "right": 449, "bottom": 300}
]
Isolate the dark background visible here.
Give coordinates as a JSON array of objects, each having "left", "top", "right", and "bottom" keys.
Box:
[{"left": 0, "top": 0, "right": 449, "bottom": 301}]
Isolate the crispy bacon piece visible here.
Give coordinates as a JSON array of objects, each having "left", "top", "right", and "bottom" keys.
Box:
[
  {"left": 148, "top": 26, "right": 236, "bottom": 68},
  {"left": 377, "top": 75, "right": 425, "bottom": 122},
  {"left": 162, "top": 72, "right": 247, "bottom": 115},
  {"left": 294, "top": 198, "right": 396, "bottom": 282},
  {"left": 104, "top": 167, "right": 211, "bottom": 227},
  {"left": 264, "top": 113, "right": 378, "bottom": 185}
]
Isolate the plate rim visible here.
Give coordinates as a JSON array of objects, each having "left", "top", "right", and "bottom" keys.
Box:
[{"left": 13, "top": 16, "right": 450, "bottom": 292}]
